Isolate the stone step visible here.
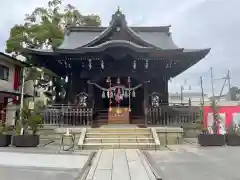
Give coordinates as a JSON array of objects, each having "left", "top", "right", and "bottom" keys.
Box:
[
  {"left": 84, "top": 137, "right": 155, "bottom": 143},
  {"left": 82, "top": 143, "right": 157, "bottom": 150},
  {"left": 85, "top": 132, "right": 153, "bottom": 138},
  {"left": 87, "top": 128, "right": 151, "bottom": 133}
]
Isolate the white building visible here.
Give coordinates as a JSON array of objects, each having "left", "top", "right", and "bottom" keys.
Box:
[{"left": 0, "top": 53, "right": 29, "bottom": 125}]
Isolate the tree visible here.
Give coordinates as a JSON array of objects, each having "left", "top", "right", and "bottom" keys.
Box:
[
  {"left": 6, "top": 0, "right": 101, "bottom": 57},
  {"left": 211, "top": 99, "right": 220, "bottom": 134},
  {"left": 5, "top": 0, "right": 101, "bottom": 103}
]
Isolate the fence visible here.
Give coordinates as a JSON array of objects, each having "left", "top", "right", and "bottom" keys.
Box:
[
  {"left": 1, "top": 104, "right": 199, "bottom": 127},
  {"left": 146, "top": 105, "right": 200, "bottom": 126},
  {"left": 44, "top": 105, "right": 93, "bottom": 126}
]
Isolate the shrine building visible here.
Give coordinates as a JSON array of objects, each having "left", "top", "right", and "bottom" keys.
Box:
[{"left": 23, "top": 9, "right": 210, "bottom": 126}]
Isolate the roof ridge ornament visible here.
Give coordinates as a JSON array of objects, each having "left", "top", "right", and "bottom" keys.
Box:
[
  {"left": 110, "top": 6, "right": 126, "bottom": 25},
  {"left": 117, "top": 6, "right": 121, "bottom": 13}
]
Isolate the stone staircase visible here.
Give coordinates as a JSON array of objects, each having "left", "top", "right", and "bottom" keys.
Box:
[{"left": 78, "top": 127, "right": 160, "bottom": 150}]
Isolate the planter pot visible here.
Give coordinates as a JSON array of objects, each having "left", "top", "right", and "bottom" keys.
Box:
[
  {"left": 226, "top": 134, "right": 240, "bottom": 146},
  {"left": 0, "top": 135, "right": 12, "bottom": 147},
  {"left": 12, "top": 135, "right": 39, "bottom": 147},
  {"left": 198, "top": 134, "right": 225, "bottom": 146}
]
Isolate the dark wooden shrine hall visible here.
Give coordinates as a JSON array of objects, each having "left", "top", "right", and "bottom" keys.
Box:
[{"left": 23, "top": 9, "right": 210, "bottom": 125}]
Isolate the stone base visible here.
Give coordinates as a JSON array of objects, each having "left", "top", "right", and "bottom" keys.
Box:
[{"left": 155, "top": 127, "right": 183, "bottom": 145}]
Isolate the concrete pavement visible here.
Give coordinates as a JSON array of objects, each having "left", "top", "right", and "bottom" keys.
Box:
[
  {"left": 149, "top": 145, "right": 240, "bottom": 180},
  {"left": 0, "top": 151, "right": 90, "bottom": 180},
  {"left": 86, "top": 149, "right": 156, "bottom": 180}
]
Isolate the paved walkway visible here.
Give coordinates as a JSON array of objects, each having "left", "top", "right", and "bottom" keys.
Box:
[{"left": 86, "top": 149, "right": 156, "bottom": 180}]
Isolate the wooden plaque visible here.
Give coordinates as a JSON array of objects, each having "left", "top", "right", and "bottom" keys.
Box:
[{"left": 108, "top": 107, "right": 130, "bottom": 124}]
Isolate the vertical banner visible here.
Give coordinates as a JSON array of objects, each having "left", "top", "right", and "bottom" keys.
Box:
[
  {"left": 207, "top": 113, "right": 226, "bottom": 134},
  {"left": 232, "top": 113, "right": 240, "bottom": 131}
]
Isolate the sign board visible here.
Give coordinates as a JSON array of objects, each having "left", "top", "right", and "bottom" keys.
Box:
[{"left": 28, "top": 101, "right": 35, "bottom": 110}]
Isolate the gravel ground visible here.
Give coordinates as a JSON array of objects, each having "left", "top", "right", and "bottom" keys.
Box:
[{"left": 149, "top": 145, "right": 240, "bottom": 180}]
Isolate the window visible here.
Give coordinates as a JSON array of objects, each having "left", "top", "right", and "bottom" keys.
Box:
[{"left": 0, "top": 65, "right": 9, "bottom": 81}]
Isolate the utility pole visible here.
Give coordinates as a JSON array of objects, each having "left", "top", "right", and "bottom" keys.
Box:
[
  {"left": 227, "top": 69, "right": 231, "bottom": 100},
  {"left": 200, "top": 76, "right": 204, "bottom": 105},
  {"left": 180, "top": 85, "right": 183, "bottom": 104},
  {"left": 19, "top": 67, "right": 26, "bottom": 134},
  {"left": 210, "top": 67, "right": 215, "bottom": 98}
]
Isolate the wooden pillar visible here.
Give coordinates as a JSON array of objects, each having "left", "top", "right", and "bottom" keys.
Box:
[
  {"left": 87, "top": 81, "right": 93, "bottom": 108},
  {"left": 144, "top": 81, "right": 149, "bottom": 125},
  {"left": 163, "top": 76, "right": 169, "bottom": 105}
]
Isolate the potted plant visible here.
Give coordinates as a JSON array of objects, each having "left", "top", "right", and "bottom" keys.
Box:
[
  {"left": 225, "top": 124, "right": 240, "bottom": 146},
  {"left": 0, "top": 122, "right": 12, "bottom": 147},
  {"left": 197, "top": 100, "right": 225, "bottom": 146},
  {"left": 12, "top": 102, "right": 43, "bottom": 147}
]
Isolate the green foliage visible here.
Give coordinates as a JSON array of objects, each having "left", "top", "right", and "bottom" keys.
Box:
[
  {"left": 27, "top": 113, "right": 43, "bottom": 135},
  {"left": 0, "top": 122, "right": 14, "bottom": 135},
  {"left": 15, "top": 100, "right": 44, "bottom": 135},
  {"left": 195, "top": 119, "right": 203, "bottom": 130},
  {"left": 194, "top": 118, "right": 209, "bottom": 134},
  {"left": 6, "top": 0, "right": 101, "bottom": 104},
  {"left": 0, "top": 123, "right": 6, "bottom": 135},
  {"left": 6, "top": 0, "right": 101, "bottom": 57}
]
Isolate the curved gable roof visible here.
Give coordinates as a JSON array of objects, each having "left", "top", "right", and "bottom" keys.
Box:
[{"left": 58, "top": 10, "right": 178, "bottom": 50}]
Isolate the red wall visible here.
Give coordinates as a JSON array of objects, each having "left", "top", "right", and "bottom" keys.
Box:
[
  {"left": 13, "top": 65, "right": 21, "bottom": 90},
  {"left": 12, "top": 65, "right": 21, "bottom": 104},
  {"left": 203, "top": 106, "right": 240, "bottom": 130}
]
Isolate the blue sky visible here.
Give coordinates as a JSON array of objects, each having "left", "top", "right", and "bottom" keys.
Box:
[{"left": 0, "top": 0, "right": 239, "bottom": 95}]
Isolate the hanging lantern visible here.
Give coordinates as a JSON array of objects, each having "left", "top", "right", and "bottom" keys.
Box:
[
  {"left": 101, "top": 60, "right": 104, "bottom": 69},
  {"left": 127, "top": 77, "right": 131, "bottom": 83},
  {"left": 117, "top": 77, "right": 120, "bottom": 84},
  {"left": 49, "top": 80, "right": 53, "bottom": 87},
  {"left": 102, "top": 91, "right": 106, "bottom": 99},
  {"left": 88, "top": 59, "right": 92, "bottom": 69},
  {"left": 40, "top": 72, "right": 44, "bottom": 80},
  {"left": 106, "top": 77, "right": 111, "bottom": 83},
  {"left": 65, "top": 76, "right": 68, "bottom": 83},
  {"left": 133, "top": 60, "right": 136, "bottom": 69},
  {"left": 124, "top": 91, "right": 128, "bottom": 98},
  {"left": 144, "top": 60, "right": 148, "bottom": 69},
  {"left": 132, "top": 90, "right": 136, "bottom": 97}
]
